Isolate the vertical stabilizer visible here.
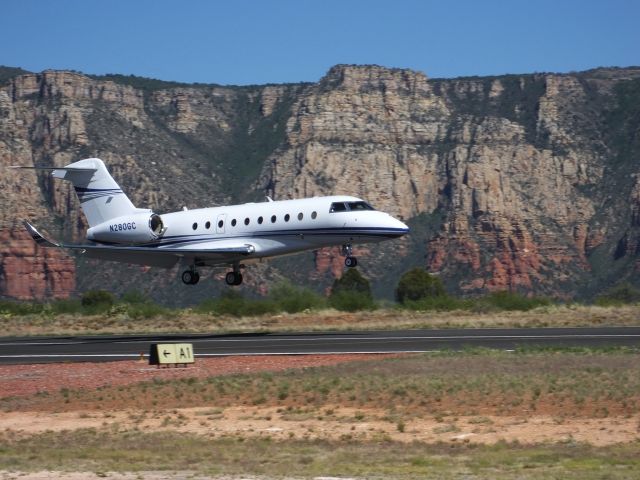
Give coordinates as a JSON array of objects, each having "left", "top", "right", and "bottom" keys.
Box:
[{"left": 52, "top": 158, "right": 140, "bottom": 227}]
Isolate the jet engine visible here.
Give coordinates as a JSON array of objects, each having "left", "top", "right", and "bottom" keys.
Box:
[{"left": 87, "top": 212, "right": 165, "bottom": 244}]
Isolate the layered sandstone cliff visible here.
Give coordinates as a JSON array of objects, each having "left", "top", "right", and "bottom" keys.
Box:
[{"left": 1, "top": 65, "right": 639, "bottom": 302}]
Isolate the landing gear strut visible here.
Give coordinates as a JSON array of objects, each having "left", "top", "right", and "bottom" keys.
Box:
[
  {"left": 181, "top": 268, "right": 200, "bottom": 285},
  {"left": 225, "top": 264, "right": 243, "bottom": 286},
  {"left": 341, "top": 243, "right": 358, "bottom": 268}
]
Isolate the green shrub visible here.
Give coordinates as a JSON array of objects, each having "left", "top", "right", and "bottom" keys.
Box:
[
  {"left": 268, "top": 281, "right": 325, "bottom": 313},
  {"left": 124, "top": 302, "right": 169, "bottom": 319},
  {"left": 595, "top": 283, "right": 640, "bottom": 306},
  {"left": 395, "top": 268, "right": 446, "bottom": 303},
  {"left": 196, "top": 291, "right": 278, "bottom": 317},
  {"left": 479, "top": 291, "right": 550, "bottom": 311},
  {"left": 329, "top": 290, "right": 375, "bottom": 312},
  {"left": 120, "top": 290, "right": 149, "bottom": 304},
  {"left": 402, "top": 295, "right": 467, "bottom": 311},
  {"left": 80, "top": 290, "right": 115, "bottom": 313},
  {"left": 49, "top": 299, "right": 83, "bottom": 315},
  {"left": 331, "top": 269, "right": 372, "bottom": 298},
  {"left": 328, "top": 269, "right": 374, "bottom": 312},
  {"left": 0, "top": 300, "right": 42, "bottom": 315}
]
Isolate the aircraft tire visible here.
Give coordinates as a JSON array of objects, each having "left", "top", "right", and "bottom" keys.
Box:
[
  {"left": 345, "top": 256, "right": 358, "bottom": 268},
  {"left": 182, "top": 270, "right": 195, "bottom": 285}
]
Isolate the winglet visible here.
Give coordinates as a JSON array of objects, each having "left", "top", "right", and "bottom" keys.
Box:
[{"left": 23, "top": 221, "right": 60, "bottom": 248}]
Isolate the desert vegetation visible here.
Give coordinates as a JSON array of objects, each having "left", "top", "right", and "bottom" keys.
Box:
[
  {"left": 2, "top": 348, "right": 640, "bottom": 478},
  {"left": 1, "top": 270, "right": 639, "bottom": 336}
]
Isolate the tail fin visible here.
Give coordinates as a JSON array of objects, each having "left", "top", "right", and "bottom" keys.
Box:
[{"left": 51, "top": 158, "right": 140, "bottom": 227}]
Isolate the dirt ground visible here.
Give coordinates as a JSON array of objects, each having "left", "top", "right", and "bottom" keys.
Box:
[
  {"left": 2, "top": 356, "right": 640, "bottom": 448},
  {"left": 1, "top": 405, "right": 638, "bottom": 447}
]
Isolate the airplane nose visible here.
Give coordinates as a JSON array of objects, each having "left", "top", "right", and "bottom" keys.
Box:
[
  {"left": 397, "top": 219, "right": 410, "bottom": 234},
  {"left": 389, "top": 216, "right": 409, "bottom": 235}
]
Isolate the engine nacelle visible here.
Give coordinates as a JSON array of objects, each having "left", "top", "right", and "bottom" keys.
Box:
[{"left": 87, "top": 213, "right": 165, "bottom": 244}]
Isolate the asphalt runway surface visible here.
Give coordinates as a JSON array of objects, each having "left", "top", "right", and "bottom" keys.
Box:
[{"left": 1, "top": 327, "right": 639, "bottom": 364}]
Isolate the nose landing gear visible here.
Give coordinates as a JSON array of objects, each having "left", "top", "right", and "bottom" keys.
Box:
[{"left": 341, "top": 243, "right": 358, "bottom": 268}]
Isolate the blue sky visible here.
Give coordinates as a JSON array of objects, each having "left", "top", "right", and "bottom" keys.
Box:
[{"left": 2, "top": 0, "right": 639, "bottom": 85}]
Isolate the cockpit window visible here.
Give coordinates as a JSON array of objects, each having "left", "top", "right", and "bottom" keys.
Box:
[
  {"left": 330, "top": 201, "right": 375, "bottom": 213},
  {"left": 348, "top": 201, "right": 375, "bottom": 211}
]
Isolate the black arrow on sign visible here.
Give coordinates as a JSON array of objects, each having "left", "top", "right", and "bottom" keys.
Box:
[{"left": 163, "top": 350, "right": 171, "bottom": 357}]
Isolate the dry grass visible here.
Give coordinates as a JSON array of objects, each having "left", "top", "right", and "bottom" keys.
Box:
[
  {"left": 1, "top": 304, "right": 639, "bottom": 336},
  {"left": 4, "top": 349, "right": 640, "bottom": 418},
  {"left": 2, "top": 349, "right": 640, "bottom": 478},
  {"left": 0, "top": 429, "right": 639, "bottom": 479}
]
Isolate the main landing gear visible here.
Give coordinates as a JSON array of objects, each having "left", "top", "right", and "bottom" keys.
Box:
[
  {"left": 181, "top": 265, "right": 244, "bottom": 286},
  {"left": 225, "top": 264, "right": 243, "bottom": 286},
  {"left": 181, "top": 268, "right": 200, "bottom": 285},
  {"left": 342, "top": 244, "right": 358, "bottom": 268},
  {"left": 225, "top": 271, "right": 243, "bottom": 286}
]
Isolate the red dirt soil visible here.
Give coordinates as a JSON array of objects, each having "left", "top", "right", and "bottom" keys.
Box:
[{"left": 0, "top": 354, "right": 401, "bottom": 398}]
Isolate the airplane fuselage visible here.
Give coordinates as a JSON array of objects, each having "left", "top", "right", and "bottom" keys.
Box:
[{"left": 87, "top": 195, "right": 408, "bottom": 267}]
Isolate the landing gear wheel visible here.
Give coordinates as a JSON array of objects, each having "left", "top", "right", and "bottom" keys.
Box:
[
  {"left": 345, "top": 256, "right": 358, "bottom": 268},
  {"left": 181, "top": 270, "right": 199, "bottom": 285},
  {"left": 225, "top": 271, "right": 243, "bottom": 286}
]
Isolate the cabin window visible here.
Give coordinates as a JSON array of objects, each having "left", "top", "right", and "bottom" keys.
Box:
[
  {"left": 244, "top": 218, "right": 250, "bottom": 226},
  {"left": 298, "top": 212, "right": 303, "bottom": 220},
  {"left": 347, "top": 201, "right": 375, "bottom": 211},
  {"left": 271, "top": 215, "right": 277, "bottom": 223},
  {"left": 231, "top": 219, "right": 237, "bottom": 227},
  {"left": 218, "top": 220, "right": 224, "bottom": 229},
  {"left": 311, "top": 211, "right": 317, "bottom": 219},
  {"left": 284, "top": 214, "right": 290, "bottom": 222},
  {"left": 258, "top": 216, "right": 264, "bottom": 224},
  {"left": 330, "top": 202, "right": 347, "bottom": 213},
  {"left": 192, "top": 222, "right": 198, "bottom": 230},
  {"left": 205, "top": 221, "right": 211, "bottom": 229}
]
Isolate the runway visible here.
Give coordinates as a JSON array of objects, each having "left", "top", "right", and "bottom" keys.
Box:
[{"left": 1, "top": 326, "right": 639, "bottom": 364}]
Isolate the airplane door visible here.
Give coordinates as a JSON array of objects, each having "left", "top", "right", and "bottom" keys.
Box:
[{"left": 216, "top": 214, "right": 226, "bottom": 234}]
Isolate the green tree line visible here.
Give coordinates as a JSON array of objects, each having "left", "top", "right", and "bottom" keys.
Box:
[{"left": 1, "top": 268, "right": 639, "bottom": 318}]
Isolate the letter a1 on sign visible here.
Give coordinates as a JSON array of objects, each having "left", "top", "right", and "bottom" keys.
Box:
[{"left": 149, "top": 343, "right": 195, "bottom": 367}]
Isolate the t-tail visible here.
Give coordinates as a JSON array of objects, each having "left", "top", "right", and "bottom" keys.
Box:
[
  {"left": 51, "top": 158, "right": 141, "bottom": 227},
  {"left": 13, "top": 158, "right": 165, "bottom": 244}
]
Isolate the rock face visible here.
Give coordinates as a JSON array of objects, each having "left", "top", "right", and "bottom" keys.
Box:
[{"left": 1, "top": 65, "right": 639, "bottom": 302}]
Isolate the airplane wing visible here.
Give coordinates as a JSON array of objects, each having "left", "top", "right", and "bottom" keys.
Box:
[{"left": 23, "top": 221, "right": 255, "bottom": 268}]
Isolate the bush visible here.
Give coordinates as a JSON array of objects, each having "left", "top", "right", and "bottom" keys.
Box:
[
  {"left": 80, "top": 290, "right": 115, "bottom": 312},
  {"left": 0, "top": 300, "right": 43, "bottom": 315},
  {"left": 329, "top": 290, "right": 375, "bottom": 312},
  {"left": 329, "top": 269, "right": 374, "bottom": 312},
  {"left": 124, "top": 302, "right": 169, "bottom": 319},
  {"left": 120, "top": 290, "right": 149, "bottom": 304},
  {"left": 49, "top": 299, "right": 83, "bottom": 315},
  {"left": 395, "top": 268, "right": 446, "bottom": 303},
  {"left": 196, "top": 291, "right": 278, "bottom": 317},
  {"left": 268, "top": 281, "right": 325, "bottom": 313},
  {"left": 402, "top": 295, "right": 467, "bottom": 311},
  {"left": 477, "top": 291, "right": 550, "bottom": 311},
  {"left": 595, "top": 283, "right": 640, "bottom": 306}
]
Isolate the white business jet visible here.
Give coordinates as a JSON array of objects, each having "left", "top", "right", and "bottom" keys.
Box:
[{"left": 15, "top": 158, "right": 409, "bottom": 286}]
